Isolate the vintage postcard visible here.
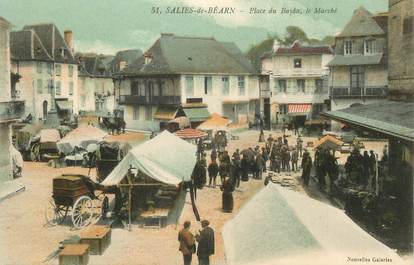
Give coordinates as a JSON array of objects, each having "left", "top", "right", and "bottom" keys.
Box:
[{"left": 0, "top": 0, "right": 413, "bottom": 264}]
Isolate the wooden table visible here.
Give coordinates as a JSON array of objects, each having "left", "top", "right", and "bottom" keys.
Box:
[
  {"left": 80, "top": 225, "right": 111, "bottom": 255},
  {"left": 140, "top": 208, "right": 169, "bottom": 228},
  {"left": 59, "top": 244, "right": 89, "bottom": 265}
]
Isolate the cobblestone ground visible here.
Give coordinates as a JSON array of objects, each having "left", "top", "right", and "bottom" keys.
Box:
[{"left": 0, "top": 129, "right": 400, "bottom": 265}]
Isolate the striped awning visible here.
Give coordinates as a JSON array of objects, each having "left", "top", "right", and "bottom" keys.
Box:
[
  {"left": 175, "top": 128, "right": 208, "bottom": 139},
  {"left": 288, "top": 104, "right": 312, "bottom": 115}
]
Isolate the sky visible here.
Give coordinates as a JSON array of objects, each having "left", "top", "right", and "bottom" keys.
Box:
[{"left": 0, "top": 0, "right": 387, "bottom": 55}]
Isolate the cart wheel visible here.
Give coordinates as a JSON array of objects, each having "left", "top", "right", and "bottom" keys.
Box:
[
  {"left": 45, "top": 199, "right": 67, "bottom": 226},
  {"left": 71, "top": 196, "right": 94, "bottom": 229}
]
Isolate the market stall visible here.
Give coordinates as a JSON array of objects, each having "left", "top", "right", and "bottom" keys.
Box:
[
  {"left": 223, "top": 184, "right": 404, "bottom": 265},
  {"left": 101, "top": 131, "right": 197, "bottom": 228}
]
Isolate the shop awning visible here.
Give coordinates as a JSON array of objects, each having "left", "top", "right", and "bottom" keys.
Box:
[
  {"left": 153, "top": 106, "right": 178, "bottom": 120},
  {"left": 183, "top": 107, "right": 210, "bottom": 122},
  {"left": 55, "top": 100, "right": 73, "bottom": 111},
  {"left": 288, "top": 104, "right": 312, "bottom": 115}
]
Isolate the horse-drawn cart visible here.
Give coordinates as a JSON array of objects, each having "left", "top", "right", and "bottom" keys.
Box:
[{"left": 45, "top": 174, "right": 106, "bottom": 229}]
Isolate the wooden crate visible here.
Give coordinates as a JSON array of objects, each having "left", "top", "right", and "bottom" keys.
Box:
[
  {"left": 80, "top": 225, "right": 111, "bottom": 255},
  {"left": 59, "top": 244, "right": 89, "bottom": 265}
]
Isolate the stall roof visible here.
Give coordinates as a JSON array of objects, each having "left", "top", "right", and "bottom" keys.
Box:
[
  {"left": 57, "top": 125, "right": 107, "bottom": 154},
  {"left": 39, "top": 129, "right": 60, "bottom": 143},
  {"left": 102, "top": 130, "right": 197, "bottom": 186},
  {"left": 175, "top": 128, "right": 208, "bottom": 139},
  {"left": 321, "top": 101, "right": 414, "bottom": 142},
  {"left": 182, "top": 107, "right": 210, "bottom": 122},
  {"left": 197, "top": 113, "right": 231, "bottom": 131},
  {"left": 223, "top": 184, "right": 404, "bottom": 265},
  {"left": 313, "top": 135, "right": 344, "bottom": 150}
]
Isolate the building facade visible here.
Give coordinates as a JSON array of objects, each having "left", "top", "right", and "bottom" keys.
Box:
[
  {"left": 77, "top": 50, "right": 142, "bottom": 116},
  {"left": 114, "top": 34, "right": 259, "bottom": 131},
  {"left": 0, "top": 17, "right": 24, "bottom": 185},
  {"left": 261, "top": 40, "right": 333, "bottom": 129},
  {"left": 388, "top": 0, "right": 414, "bottom": 101},
  {"left": 328, "top": 7, "right": 388, "bottom": 130},
  {"left": 10, "top": 24, "right": 78, "bottom": 121}
]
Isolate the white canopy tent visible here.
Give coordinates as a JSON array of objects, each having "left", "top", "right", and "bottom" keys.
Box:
[
  {"left": 102, "top": 130, "right": 197, "bottom": 187},
  {"left": 57, "top": 125, "right": 107, "bottom": 154},
  {"left": 223, "top": 184, "right": 405, "bottom": 265}
]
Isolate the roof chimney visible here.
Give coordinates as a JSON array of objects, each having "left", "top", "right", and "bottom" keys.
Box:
[{"left": 64, "top": 30, "right": 73, "bottom": 53}]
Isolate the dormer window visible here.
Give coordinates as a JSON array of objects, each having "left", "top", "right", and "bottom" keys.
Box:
[
  {"left": 119, "top": 61, "right": 127, "bottom": 71},
  {"left": 60, "top": 47, "right": 66, "bottom": 58},
  {"left": 344, "top": 40, "right": 353, "bottom": 55},
  {"left": 364, "top": 39, "right": 375, "bottom": 54},
  {"left": 144, "top": 52, "right": 153, "bottom": 65},
  {"left": 294, "top": 58, "right": 302, "bottom": 68}
]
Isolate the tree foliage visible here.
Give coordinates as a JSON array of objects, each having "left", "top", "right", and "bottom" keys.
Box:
[{"left": 246, "top": 26, "right": 334, "bottom": 71}]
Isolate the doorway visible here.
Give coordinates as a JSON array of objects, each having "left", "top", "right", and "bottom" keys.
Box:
[{"left": 43, "top": 100, "right": 48, "bottom": 118}]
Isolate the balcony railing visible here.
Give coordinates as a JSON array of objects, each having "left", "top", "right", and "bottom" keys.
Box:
[
  {"left": 118, "top": 95, "right": 181, "bottom": 105},
  {"left": 329, "top": 86, "right": 388, "bottom": 98},
  {"left": 0, "top": 100, "right": 25, "bottom": 122}
]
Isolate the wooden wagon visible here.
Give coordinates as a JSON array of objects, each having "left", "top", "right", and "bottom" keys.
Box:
[{"left": 45, "top": 174, "right": 105, "bottom": 229}]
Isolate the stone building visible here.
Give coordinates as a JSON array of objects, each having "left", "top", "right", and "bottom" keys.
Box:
[
  {"left": 114, "top": 34, "right": 259, "bottom": 131},
  {"left": 261, "top": 40, "right": 333, "bottom": 129},
  {"left": 10, "top": 24, "right": 78, "bottom": 121},
  {"left": 328, "top": 7, "right": 389, "bottom": 130},
  {"left": 388, "top": 0, "right": 414, "bottom": 100},
  {"left": 0, "top": 17, "right": 25, "bottom": 198}
]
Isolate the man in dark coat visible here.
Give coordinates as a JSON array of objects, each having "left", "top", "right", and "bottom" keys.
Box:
[
  {"left": 240, "top": 154, "right": 249, "bottom": 181},
  {"left": 196, "top": 220, "right": 215, "bottom": 265},
  {"left": 255, "top": 152, "right": 265, "bottom": 179},
  {"left": 301, "top": 149, "right": 312, "bottom": 186},
  {"left": 208, "top": 160, "right": 219, "bottom": 188},
  {"left": 231, "top": 158, "right": 241, "bottom": 188},
  {"left": 221, "top": 176, "right": 235, "bottom": 212},
  {"left": 261, "top": 147, "right": 268, "bottom": 172},
  {"left": 178, "top": 221, "right": 195, "bottom": 265},
  {"left": 291, "top": 148, "right": 299, "bottom": 171}
]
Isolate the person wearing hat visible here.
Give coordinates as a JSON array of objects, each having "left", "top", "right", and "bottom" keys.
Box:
[
  {"left": 196, "top": 220, "right": 215, "bottom": 265},
  {"left": 178, "top": 221, "right": 196, "bottom": 265},
  {"left": 221, "top": 176, "right": 235, "bottom": 212},
  {"left": 301, "top": 149, "right": 312, "bottom": 186}
]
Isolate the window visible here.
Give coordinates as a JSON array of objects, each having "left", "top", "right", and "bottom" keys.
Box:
[
  {"left": 222, "top": 76, "right": 229, "bottom": 95},
  {"left": 145, "top": 106, "right": 152, "bottom": 121},
  {"left": 131, "top": 81, "right": 139, "bottom": 95},
  {"left": 133, "top": 106, "right": 139, "bottom": 120},
  {"left": 315, "top": 79, "right": 323, "bottom": 93},
  {"left": 279, "top": 105, "right": 288, "bottom": 114},
  {"left": 350, "top": 66, "right": 364, "bottom": 95},
  {"left": 297, "top": 79, "right": 305, "bottom": 92},
  {"left": 55, "top": 81, "right": 61, "bottom": 95},
  {"left": 278, "top": 79, "right": 287, "bottom": 93},
  {"left": 403, "top": 16, "right": 413, "bottom": 35},
  {"left": 69, "top": 81, "right": 74, "bottom": 95},
  {"left": 344, "top": 40, "right": 353, "bottom": 55},
  {"left": 237, "top": 76, "right": 245, "bottom": 95},
  {"left": 364, "top": 39, "right": 375, "bottom": 54},
  {"left": 68, "top": 65, "right": 74, "bottom": 77},
  {"left": 47, "top": 63, "right": 52, "bottom": 74},
  {"left": 139, "top": 81, "right": 145, "bottom": 96},
  {"left": 153, "top": 81, "right": 160, "bottom": 96},
  {"left": 55, "top": 64, "right": 61, "bottom": 76},
  {"left": 37, "top": 79, "right": 43, "bottom": 93},
  {"left": 36, "top": 62, "right": 42, "bottom": 74},
  {"left": 293, "top": 58, "right": 302, "bottom": 68},
  {"left": 185, "top": 76, "right": 194, "bottom": 97},
  {"left": 204, "top": 76, "right": 212, "bottom": 95}
]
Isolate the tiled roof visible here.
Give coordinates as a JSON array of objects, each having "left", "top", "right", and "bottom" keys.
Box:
[
  {"left": 321, "top": 101, "right": 414, "bottom": 142},
  {"left": 109, "top": 49, "right": 142, "bottom": 73},
  {"left": 327, "top": 54, "right": 384, "bottom": 66},
  {"left": 261, "top": 41, "right": 332, "bottom": 59},
  {"left": 11, "top": 23, "right": 76, "bottom": 64},
  {"left": 337, "top": 7, "right": 385, "bottom": 37},
  {"left": 76, "top": 53, "right": 114, "bottom": 77},
  {"left": 121, "top": 34, "right": 256, "bottom": 76}
]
